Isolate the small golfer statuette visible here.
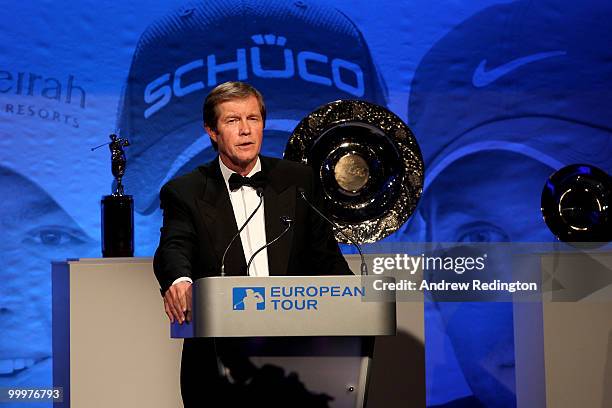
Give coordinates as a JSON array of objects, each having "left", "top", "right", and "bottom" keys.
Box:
[
  {"left": 93, "top": 133, "right": 134, "bottom": 257},
  {"left": 109, "top": 134, "right": 130, "bottom": 196}
]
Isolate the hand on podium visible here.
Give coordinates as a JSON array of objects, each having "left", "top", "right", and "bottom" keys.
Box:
[{"left": 163, "top": 281, "right": 192, "bottom": 324}]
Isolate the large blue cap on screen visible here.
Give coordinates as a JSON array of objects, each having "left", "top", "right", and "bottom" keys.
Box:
[
  {"left": 408, "top": 0, "right": 612, "bottom": 187},
  {"left": 117, "top": 0, "right": 387, "bottom": 213}
]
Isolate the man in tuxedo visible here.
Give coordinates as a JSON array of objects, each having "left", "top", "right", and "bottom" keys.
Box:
[{"left": 153, "top": 81, "right": 351, "bottom": 406}]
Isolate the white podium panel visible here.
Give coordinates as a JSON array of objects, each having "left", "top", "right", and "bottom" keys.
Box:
[{"left": 52, "top": 258, "right": 183, "bottom": 408}]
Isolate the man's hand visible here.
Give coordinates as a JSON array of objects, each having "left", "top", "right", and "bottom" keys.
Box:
[{"left": 163, "top": 281, "right": 192, "bottom": 324}]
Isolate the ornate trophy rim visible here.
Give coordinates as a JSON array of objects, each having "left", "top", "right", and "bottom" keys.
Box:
[{"left": 284, "top": 99, "right": 424, "bottom": 243}]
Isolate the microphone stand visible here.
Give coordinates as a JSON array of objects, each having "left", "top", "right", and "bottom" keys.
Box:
[
  {"left": 220, "top": 187, "right": 264, "bottom": 277},
  {"left": 298, "top": 188, "right": 368, "bottom": 275},
  {"left": 246, "top": 216, "right": 293, "bottom": 275}
]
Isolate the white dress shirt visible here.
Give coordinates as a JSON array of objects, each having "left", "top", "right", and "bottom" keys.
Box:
[
  {"left": 171, "top": 157, "right": 269, "bottom": 286},
  {"left": 218, "top": 157, "right": 269, "bottom": 277}
]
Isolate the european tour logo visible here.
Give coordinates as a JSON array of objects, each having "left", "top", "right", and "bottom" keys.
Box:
[
  {"left": 232, "top": 287, "right": 266, "bottom": 311},
  {"left": 232, "top": 285, "right": 365, "bottom": 311}
]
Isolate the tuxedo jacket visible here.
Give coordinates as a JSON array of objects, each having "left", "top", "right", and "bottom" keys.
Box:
[{"left": 153, "top": 155, "right": 351, "bottom": 293}]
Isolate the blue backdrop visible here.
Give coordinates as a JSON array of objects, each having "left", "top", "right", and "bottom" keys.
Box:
[{"left": 1, "top": 0, "right": 611, "bottom": 406}]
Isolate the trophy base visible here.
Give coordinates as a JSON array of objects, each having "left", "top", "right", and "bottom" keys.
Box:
[{"left": 101, "top": 195, "right": 134, "bottom": 257}]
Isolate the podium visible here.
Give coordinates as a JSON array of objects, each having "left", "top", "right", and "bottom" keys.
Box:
[
  {"left": 172, "top": 275, "right": 396, "bottom": 408},
  {"left": 52, "top": 259, "right": 420, "bottom": 408}
]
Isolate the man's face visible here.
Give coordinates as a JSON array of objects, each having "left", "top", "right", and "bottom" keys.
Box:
[
  {"left": 423, "top": 151, "right": 556, "bottom": 243},
  {"left": 0, "top": 169, "right": 95, "bottom": 387},
  {"left": 422, "top": 151, "right": 557, "bottom": 407},
  {"left": 206, "top": 95, "right": 264, "bottom": 173}
]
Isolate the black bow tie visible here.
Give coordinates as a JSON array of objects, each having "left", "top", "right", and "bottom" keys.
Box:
[{"left": 228, "top": 171, "right": 267, "bottom": 191}]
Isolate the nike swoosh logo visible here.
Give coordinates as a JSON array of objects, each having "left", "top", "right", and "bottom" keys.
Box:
[{"left": 472, "top": 51, "right": 567, "bottom": 88}]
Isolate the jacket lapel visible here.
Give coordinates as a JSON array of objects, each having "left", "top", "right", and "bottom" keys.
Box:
[
  {"left": 261, "top": 157, "right": 295, "bottom": 276},
  {"left": 196, "top": 159, "right": 247, "bottom": 276}
]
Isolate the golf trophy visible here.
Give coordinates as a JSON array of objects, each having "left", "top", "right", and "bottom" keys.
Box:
[{"left": 95, "top": 134, "right": 134, "bottom": 257}]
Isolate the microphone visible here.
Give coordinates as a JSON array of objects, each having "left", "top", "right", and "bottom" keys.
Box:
[
  {"left": 246, "top": 216, "right": 293, "bottom": 276},
  {"left": 220, "top": 187, "right": 264, "bottom": 277},
  {"left": 297, "top": 188, "right": 368, "bottom": 275}
]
